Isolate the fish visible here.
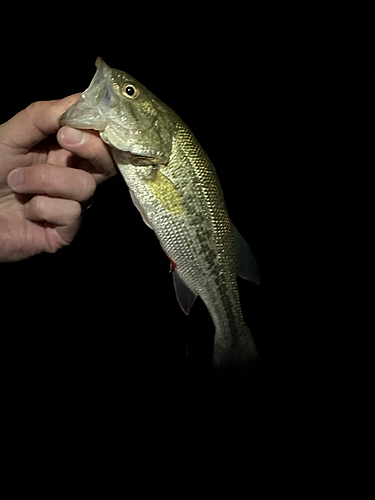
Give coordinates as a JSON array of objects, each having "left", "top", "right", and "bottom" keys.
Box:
[{"left": 60, "top": 57, "right": 260, "bottom": 368}]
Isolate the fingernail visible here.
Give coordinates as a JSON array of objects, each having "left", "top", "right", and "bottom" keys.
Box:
[
  {"left": 61, "top": 127, "right": 83, "bottom": 145},
  {"left": 23, "top": 202, "right": 30, "bottom": 217},
  {"left": 8, "top": 169, "right": 24, "bottom": 190}
]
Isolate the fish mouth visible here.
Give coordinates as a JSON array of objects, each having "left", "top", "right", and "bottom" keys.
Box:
[{"left": 59, "top": 57, "right": 113, "bottom": 131}]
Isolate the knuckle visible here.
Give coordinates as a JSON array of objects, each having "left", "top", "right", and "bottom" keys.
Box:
[
  {"left": 24, "top": 101, "right": 45, "bottom": 121},
  {"left": 33, "top": 164, "right": 54, "bottom": 191},
  {"left": 70, "top": 200, "right": 82, "bottom": 219},
  {"left": 26, "top": 101, "right": 39, "bottom": 111},
  {"left": 25, "top": 101, "right": 39, "bottom": 114},
  {"left": 30, "top": 195, "right": 41, "bottom": 211},
  {"left": 27, "top": 195, "right": 44, "bottom": 218}
]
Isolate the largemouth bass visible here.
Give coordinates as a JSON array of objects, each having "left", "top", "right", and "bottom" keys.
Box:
[{"left": 60, "top": 58, "right": 260, "bottom": 368}]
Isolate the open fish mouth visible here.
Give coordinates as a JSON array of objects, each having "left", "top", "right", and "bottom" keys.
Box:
[
  {"left": 59, "top": 58, "right": 114, "bottom": 131},
  {"left": 59, "top": 98, "right": 107, "bottom": 130}
]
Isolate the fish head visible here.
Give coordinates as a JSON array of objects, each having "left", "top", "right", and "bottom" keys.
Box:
[{"left": 60, "top": 57, "right": 176, "bottom": 166}]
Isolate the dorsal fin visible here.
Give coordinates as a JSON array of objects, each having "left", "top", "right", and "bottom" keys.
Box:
[{"left": 232, "top": 224, "right": 260, "bottom": 285}]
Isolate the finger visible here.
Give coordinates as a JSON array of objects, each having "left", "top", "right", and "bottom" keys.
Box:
[
  {"left": 57, "top": 127, "right": 117, "bottom": 184},
  {"left": 7, "top": 163, "right": 96, "bottom": 202},
  {"left": 0, "top": 94, "right": 81, "bottom": 152},
  {"left": 24, "top": 195, "right": 82, "bottom": 226}
]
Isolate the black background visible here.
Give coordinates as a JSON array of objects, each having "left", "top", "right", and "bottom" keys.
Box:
[{"left": 0, "top": 19, "right": 371, "bottom": 493}]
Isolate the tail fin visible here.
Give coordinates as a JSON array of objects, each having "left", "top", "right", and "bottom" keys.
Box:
[{"left": 213, "top": 324, "right": 259, "bottom": 373}]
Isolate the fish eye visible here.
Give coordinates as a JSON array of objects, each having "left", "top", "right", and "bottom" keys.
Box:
[{"left": 122, "top": 84, "right": 140, "bottom": 99}]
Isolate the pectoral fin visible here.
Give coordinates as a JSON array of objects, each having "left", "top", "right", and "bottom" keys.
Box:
[
  {"left": 232, "top": 224, "right": 260, "bottom": 285},
  {"left": 146, "top": 170, "right": 185, "bottom": 216},
  {"left": 172, "top": 271, "right": 197, "bottom": 315}
]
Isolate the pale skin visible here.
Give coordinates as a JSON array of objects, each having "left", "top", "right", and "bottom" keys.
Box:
[{"left": 0, "top": 94, "right": 117, "bottom": 262}]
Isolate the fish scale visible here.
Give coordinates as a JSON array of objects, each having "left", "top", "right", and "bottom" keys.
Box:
[{"left": 59, "top": 57, "right": 259, "bottom": 367}]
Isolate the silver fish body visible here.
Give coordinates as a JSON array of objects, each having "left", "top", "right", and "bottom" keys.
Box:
[{"left": 60, "top": 58, "right": 259, "bottom": 367}]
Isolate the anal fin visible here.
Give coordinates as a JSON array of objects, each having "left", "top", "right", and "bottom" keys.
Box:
[
  {"left": 232, "top": 224, "right": 260, "bottom": 285},
  {"left": 172, "top": 271, "right": 197, "bottom": 315}
]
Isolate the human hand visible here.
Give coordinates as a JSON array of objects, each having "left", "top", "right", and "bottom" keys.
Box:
[{"left": 0, "top": 95, "right": 117, "bottom": 262}]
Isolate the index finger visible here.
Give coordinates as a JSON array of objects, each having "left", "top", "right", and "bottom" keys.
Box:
[{"left": 0, "top": 94, "right": 81, "bottom": 152}]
